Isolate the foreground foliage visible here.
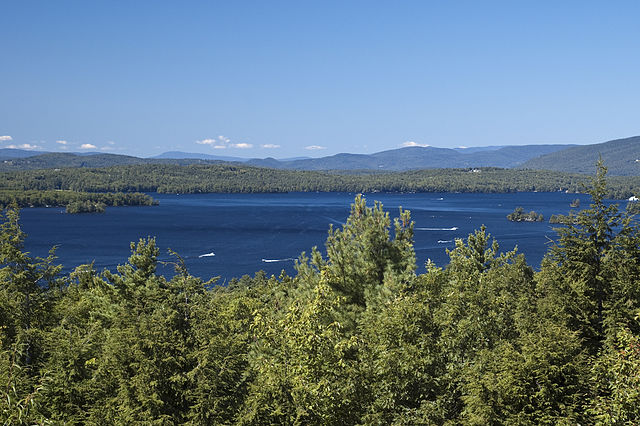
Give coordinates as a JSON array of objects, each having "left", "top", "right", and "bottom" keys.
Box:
[{"left": 1, "top": 163, "right": 639, "bottom": 424}]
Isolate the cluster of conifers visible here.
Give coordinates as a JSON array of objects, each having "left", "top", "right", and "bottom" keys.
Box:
[
  {"left": 506, "top": 206, "right": 544, "bottom": 222},
  {"left": 1, "top": 164, "right": 639, "bottom": 424}
]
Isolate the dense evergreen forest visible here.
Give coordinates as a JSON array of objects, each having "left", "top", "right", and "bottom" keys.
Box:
[
  {"left": 1, "top": 164, "right": 640, "bottom": 424},
  {"left": 2, "top": 162, "right": 640, "bottom": 199}
]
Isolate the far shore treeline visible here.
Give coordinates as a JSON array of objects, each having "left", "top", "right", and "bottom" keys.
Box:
[
  {"left": 1, "top": 163, "right": 640, "bottom": 202},
  {"left": 1, "top": 162, "right": 640, "bottom": 423}
]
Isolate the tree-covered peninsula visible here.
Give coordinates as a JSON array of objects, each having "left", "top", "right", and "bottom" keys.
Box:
[
  {"left": 0, "top": 190, "right": 157, "bottom": 212},
  {"left": 1, "top": 163, "right": 639, "bottom": 423}
]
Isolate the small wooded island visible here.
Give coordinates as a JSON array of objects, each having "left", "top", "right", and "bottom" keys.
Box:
[{"left": 507, "top": 206, "right": 544, "bottom": 222}]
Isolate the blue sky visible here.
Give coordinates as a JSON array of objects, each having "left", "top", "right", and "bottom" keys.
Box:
[{"left": 1, "top": 1, "right": 639, "bottom": 158}]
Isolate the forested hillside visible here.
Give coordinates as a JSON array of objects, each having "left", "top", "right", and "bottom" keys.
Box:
[
  {"left": 1, "top": 164, "right": 639, "bottom": 423},
  {"left": 521, "top": 135, "right": 640, "bottom": 175},
  {"left": 3, "top": 163, "right": 640, "bottom": 198}
]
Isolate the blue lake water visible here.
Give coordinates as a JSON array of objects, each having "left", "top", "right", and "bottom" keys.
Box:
[{"left": 18, "top": 192, "right": 596, "bottom": 282}]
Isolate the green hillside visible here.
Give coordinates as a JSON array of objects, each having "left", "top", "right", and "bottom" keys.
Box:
[{"left": 520, "top": 136, "right": 640, "bottom": 175}]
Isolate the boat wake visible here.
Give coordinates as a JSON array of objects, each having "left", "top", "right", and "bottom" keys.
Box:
[
  {"left": 262, "top": 258, "right": 295, "bottom": 263},
  {"left": 437, "top": 240, "right": 453, "bottom": 243},
  {"left": 198, "top": 252, "right": 216, "bottom": 258},
  {"left": 415, "top": 227, "right": 459, "bottom": 231}
]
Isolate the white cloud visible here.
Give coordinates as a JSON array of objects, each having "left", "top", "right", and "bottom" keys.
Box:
[
  {"left": 230, "top": 143, "right": 253, "bottom": 149},
  {"left": 7, "top": 143, "right": 39, "bottom": 150},
  {"left": 402, "top": 141, "right": 430, "bottom": 148},
  {"left": 80, "top": 143, "right": 97, "bottom": 149},
  {"left": 107, "top": 141, "right": 115, "bottom": 145},
  {"left": 0, "top": 136, "right": 12, "bottom": 142},
  {"left": 261, "top": 144, "right": 281, "bottom": 149},
  {"left": 197, "top": 135, "right": 253, "bottom": 149},
  {"left": 197, "top": 135, "right": 230, "bottom": 146},
  {"left": 305, "top": 145, "right": 326, "bottom": 150},
  {"left": 457, "top": 146, "right": 468, "bottom": 149},
  {"left": 56, "top": 140, "right": 68, "bottom": 145},
  {"left": 197, "top": 136, "right": 230, "bottom": 149}
]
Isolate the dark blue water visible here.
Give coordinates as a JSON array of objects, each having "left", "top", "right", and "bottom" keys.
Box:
[{"left": 18, "top": 192, "right": 593, "bottom": 282}]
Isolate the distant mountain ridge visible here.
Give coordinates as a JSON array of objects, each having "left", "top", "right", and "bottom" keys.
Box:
[
  {"left": 1, "top": 145, "right": 573, "bottom": 172},
  {"left": 245, "top": 144, "right": 575, "bottom": 171},
  {"left": 0, "top": 136, "right": 639, "bottom": 175},
  {"left": 0, "top": 148, "right": 47, "bottom": 159},
  {"left": 0, "top": 152, "right": 223, "bottom": 171}
]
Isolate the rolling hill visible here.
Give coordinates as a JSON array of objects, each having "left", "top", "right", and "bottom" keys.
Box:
[
  {"left": 0, "top": 152, "right": 226, "bottom": 171},
  {"left": 520, "top": 136, "right": 640, "bottom": 175}
]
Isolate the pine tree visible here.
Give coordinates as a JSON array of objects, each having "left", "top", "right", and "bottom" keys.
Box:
[
  {"left": 0, "top": 207, "right": 61, "bottom": 424},
  {"left": 544, "top": 160, "right": 640, "bottom": 351}
]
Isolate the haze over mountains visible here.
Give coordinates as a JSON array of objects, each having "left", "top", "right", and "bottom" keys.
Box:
[{"left": 1, "top": 136, "right": 639, "bottom": 175}]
